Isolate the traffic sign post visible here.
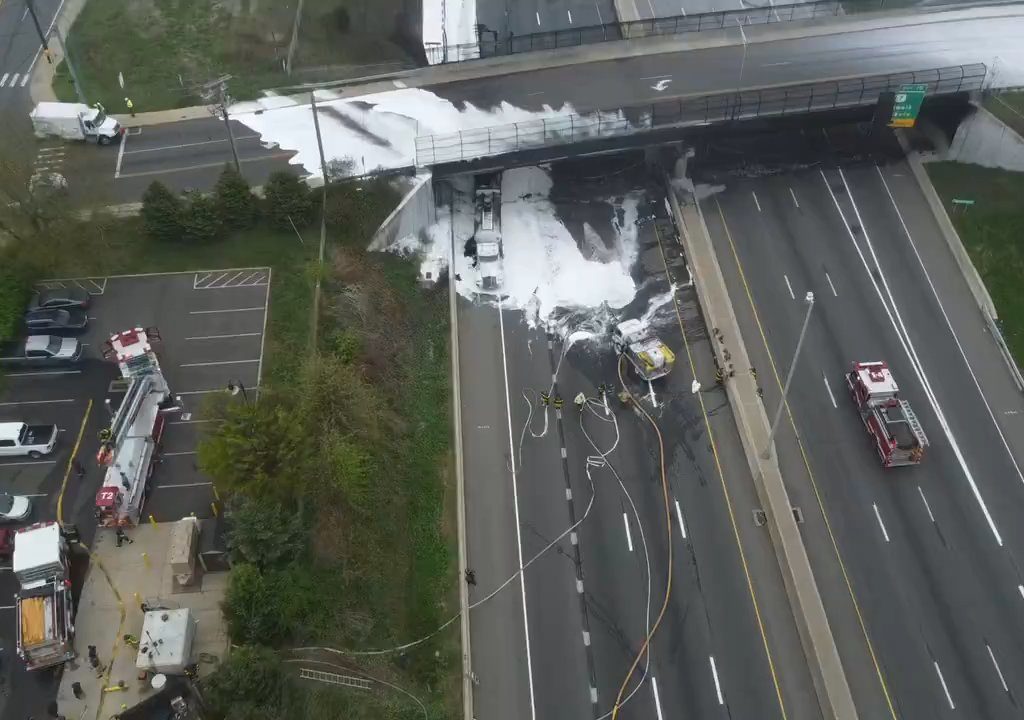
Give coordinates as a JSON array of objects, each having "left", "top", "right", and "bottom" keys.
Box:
[{"left": 889, "top": 83, "right": 928, "bottom": 128}]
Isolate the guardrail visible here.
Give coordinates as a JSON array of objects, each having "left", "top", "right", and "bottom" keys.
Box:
[
  {"left": 415, "top": 64, "right": 986, "bottom": 166},
  {"left": 423, "top": 0, "right": 917, "bottom": 64}
]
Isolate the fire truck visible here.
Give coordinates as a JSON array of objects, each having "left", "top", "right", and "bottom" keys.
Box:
[
  {"left": 95, "top": 328, "right": 181, "bottom": 527},
  {"left": 613, "top": 319, "right": 675, "bottom": 382},
  {"left": 846, "top": 360, "right": 928, "bottom": 467},
  {"left": 14, "top": 522, "right": 75, "bottom": 670}
]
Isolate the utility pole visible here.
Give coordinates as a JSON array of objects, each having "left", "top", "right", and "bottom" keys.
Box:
[
  {"left": 309, "top": 91, "right": 329, "bottom": 347},
  {"left": 200, "top": 75, "right": 241, "bottom": 174},
  {"left": 762, "top": 291, "right": 815, "bottom": 459},
  {"left": 25, "top": 0, "right": 48, "bottom": 53},
  {"left": 27, "top": 0, "right": 87, "bottom": 103}
]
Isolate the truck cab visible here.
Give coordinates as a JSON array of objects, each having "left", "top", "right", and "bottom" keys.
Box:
[
  {"left": 0, "top": 335, "right": 82, "bottom": 368},
  {"left": 0, "top": 422, "right": 58, "bottom": 459}
]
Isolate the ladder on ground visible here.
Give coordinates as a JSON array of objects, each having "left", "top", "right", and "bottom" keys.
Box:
[
  {"left": 899, "top": 399, "right": 928, "bottom": 445},
  {"left": 298, "top": 668, "right": 372, "bottom": 691}
]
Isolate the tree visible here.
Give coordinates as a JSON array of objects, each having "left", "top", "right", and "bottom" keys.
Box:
[
  {"left": 180, "top": 191, "right": 225, "bottom": 243},
  {"left": 226, "top": 495, "right": 307, "bottom": 570},
  {"left": 204, "top": 645, "right": 284, "bottom": 720},
  {"left": 222, "top": 564, "right": 290, "bottom": 645},
  {"left": 215, "top": 166, "right": 258, "bottom": 229},
  {"left": 141, "top": 181, "right": 183, "bottom": 242},
  {"left": 263, "top": 171, "right": 313, "bottom": 230},
  {"left": 0, "top": 262, "right": 32, "bottom": 341}
]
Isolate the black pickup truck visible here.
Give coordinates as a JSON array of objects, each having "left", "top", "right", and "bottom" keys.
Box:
[{"left": 0, "top": 335, "right": 83, "bottom": 368}]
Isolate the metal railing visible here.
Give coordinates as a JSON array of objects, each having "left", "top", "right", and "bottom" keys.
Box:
[
  {"left": 423, "top": 0, "right": 918, "bottom": 64},
  {"left": 415, "top": 64, "right": 986, "bottom": 166}
]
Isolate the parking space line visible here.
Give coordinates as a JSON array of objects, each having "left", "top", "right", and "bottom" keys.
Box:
[
  {"left": 115, "top": 127, "right": 127, "bottom": 179},
  {"left": 116, "top": 152, "right": 294, "bottom": 180},
  {"left": 177, "top": 387, "right": 258, "bottom": 396},
  {"left": 162, "top": 451, "right": 197, "bottom": 456},
  {"left": 169, "top": 419, "right": 218, "bottom": 425},
  {"left": 122, "top": 134, "right": 261, "bottom": 155},
  {"left": 4, "top": 370, "right": 82, "bottom": 377},
  {"left": 189, "top": 307, "right": 265, "bottom": 314},
  {"left": 257, "top": 269, "right": 272, "bottom": 388},
  {"left": 156, "top": 481, "right": 213, "bottom": 489},
  {"left": 185, "top": 332, "right": 262, "bottom": 340},
  {"left": 0, "top": 398, "right": 75, "bottom": 406},
  {"left": 0, "top": 460, "right": 57, "bottom": 467},
  {"left": 180, "top": 359, "right": 260, "bottom": 368}
]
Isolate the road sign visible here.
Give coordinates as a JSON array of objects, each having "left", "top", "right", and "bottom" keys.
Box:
[{"left": 889, "top": 84, "right": 928, "bottom": 128}]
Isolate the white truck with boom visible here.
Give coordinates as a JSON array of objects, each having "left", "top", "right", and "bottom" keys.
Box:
[
  {"left": 30, "top": 102, "right": 122, "bottom": 145},
  {"left": 95, "top": 328, "right": 180, "bottom": 527},
  {"left": 14, "top": 522, "right": 75, "bottom": 670},
  {"left": 846, "top": 360, "right": 928, "bottom": 467}
]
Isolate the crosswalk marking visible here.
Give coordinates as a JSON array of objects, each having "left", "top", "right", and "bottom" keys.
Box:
[
  {"left": 20, "top": 74, "right": 29, "bottom": 87},
  {"left": 0, "top": 74, "right": 8, "bottom": 86},
  {"left": 9, "top": 73, "right": 19, "bottom": 87}
]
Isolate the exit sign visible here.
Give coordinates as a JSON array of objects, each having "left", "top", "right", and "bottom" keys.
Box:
[{"left": 889, "top": 84, "right": 928, "bottom": 128}]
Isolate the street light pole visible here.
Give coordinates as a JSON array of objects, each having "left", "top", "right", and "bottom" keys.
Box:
[
  {"left": 762, "top": 291, "right": 815, "bottom": 459},
  {"left": 737, "top": 19, "right": 748, "bottom": 90},
  {"left": 226, "top": 380, "right": 250, "bottom": 405}
]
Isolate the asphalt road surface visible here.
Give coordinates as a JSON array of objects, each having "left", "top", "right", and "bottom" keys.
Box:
[
  {"left": 457, "top": 157, "right": 820, "bottom": 720},
  {"left": 476, "top": 0, "right": 614, "bottom": 40},
  {"left": 696, "top": 123, "right": 1024, "bottom": 718},
  {"left": 0, "top": 0, "right": 62, "bottom": 115}
]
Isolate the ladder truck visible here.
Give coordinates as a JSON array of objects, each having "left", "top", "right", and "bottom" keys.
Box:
[
  {"left": 14, "top": 522, "right": 75, "bottom": 670},
  {"left": 846, "top": 360, "right": 928, "bottom": 467},
  {"left": 95, "top": 328, "right": 181, "bottom": 527}
]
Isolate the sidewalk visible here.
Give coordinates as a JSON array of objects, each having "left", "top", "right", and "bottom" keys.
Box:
[{"left": 58, "top": 521, "right": 229, "bottom": 720}]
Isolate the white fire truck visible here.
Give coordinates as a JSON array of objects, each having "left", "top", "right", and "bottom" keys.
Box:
[
  {"left": 95, "top": 328, "right": 181, "bottom": 527},
  {"left": 846, "top": 360, "right": 928, "bottom": 467}
]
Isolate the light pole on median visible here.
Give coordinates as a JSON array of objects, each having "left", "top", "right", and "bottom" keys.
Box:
[{"left": 762, "top": 291, "right": 815, "bottom": 460}]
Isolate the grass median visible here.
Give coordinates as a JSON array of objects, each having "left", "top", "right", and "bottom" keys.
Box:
[{"left": 926, "top": 162, "right": 1024, "bottom": 368}]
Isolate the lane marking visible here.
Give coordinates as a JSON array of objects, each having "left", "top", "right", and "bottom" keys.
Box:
[
  {"left": 497, "top": 296, "right": 538, "bottom": 720},
  {"left": 622, "top": 512, "right": 634, "bottom": 552},
  {"left": 783, "top": 274, "right": 794, "bottom": 300},
  {"left": 256, "top": 268, "right": 271, "bottom": 393},
  {"left": 115, "top": 152, "right": 293, "bottom": 180},
  {"left": 872, "top": 503, "right": 890, "bottom": 543},
  {"left": 162, "top": 451, "right": 197, "bottom": 457},
  {"left": 155, "top": 481, "right": 213, "bottom": 489},
  {"left": 651, "top": 676, "right": 665, "bottom": 720},
  {"left": 0, "top": 460, "right": 56, "bottom": 467},
  {"left": 177, "top": 387, "right": 257, "bottom": 396},
  {"left": 825, "top": 168, "right": 1003, "bottom": 546},
  {"left": 179, "top": 358, "right": 260, "bottom": 368},
  {"left": 934, "top": 661, "right": 955, "bottom": 709},
  {"left": 822, "top": 372, "right": 837, "bottom": 408},
  {"left": 825, "top": 272, "right": 838, "bottom": 297},
  {"left": 986, "top": 643, "right": 1009, "bottom": 692},
  {"left": 0, "top": 398, "right": 75, "bottom": 405},
  {"left": 567, "top": 8, "right": 573, "bottom": 22},
  {"left": 115, "top": 127, "right": 127, "bottom": 179},
  {"left": 1020, "top": 584, "right": 1024, "bottom": 601},
  {"left": 168, "top": 419, "right": 217, "bottom": 425},
  {"left": 918, "top": 486, "right": 935, "bottom": 523},
  {"left": 3, "top": 370, "right": 81, "bottom": 377},
  {"left": 0, "top": 74, "right": 8, "bottom": 87},
  {"left": 185, "top": 332, "right": 262, "bottom": 340},
  {"left": 752, "top": 190, "right": 761, "bottom": 212},
  {"left": 121, "top": 134, "right": 261, "bottom": 155},
  {"left": 536, "top": 11, "right": 541, "bottom": 24},
  {"left": 19, "top": 73, "right": 29, "bottom": 87},
  {"left": 189, "top": 306, "right": 265, "bottom": 314},
  {"left": 9, "top": 73, "right": 18, "bottom": 87},
  {"left": 595, "top": 0, "right": 603, "bottom": 23},
  {"left": 674, "top": 498, "right": 687, "bottom": 539},
  {"left": 709, "top": 655, "right": 725, "bottom": 705},
  {"left": 789, "top": 187, "right": 799, "bottom": 207}
]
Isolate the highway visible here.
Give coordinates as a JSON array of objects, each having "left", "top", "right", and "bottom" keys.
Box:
[
  {"left": 456, "top": 160, "right": 821, "bottom": 720},
  {"left": 696, "top": 124, "right": 1024, "bottom": 717}
]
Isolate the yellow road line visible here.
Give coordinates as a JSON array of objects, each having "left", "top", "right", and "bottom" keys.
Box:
[
  {"left": 57, "top": 398, "right": 93, "bottom": 527},
  {"left": 713, "top": 196, "right": 898, "bottom": 719},
  {"left": 653, "top": 222, "right": 788, "bottom": 720}
]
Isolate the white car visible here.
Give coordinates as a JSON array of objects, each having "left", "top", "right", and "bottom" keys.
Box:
[{"left": 0, "top": 493, "right": 32, "bottom": 522}]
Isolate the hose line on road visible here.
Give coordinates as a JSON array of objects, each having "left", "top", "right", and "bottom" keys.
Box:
[{"left": 610, "top": 354, "right": 674, "bottom": 720}]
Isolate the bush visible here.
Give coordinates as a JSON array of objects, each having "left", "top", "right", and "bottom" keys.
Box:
[
  {"left": 215, "top": 166, "right": 258, "bottom": 229},
  {"left": 204, "top": 645, "right": 285, "bottom": 720},
  {"left": 264, "top": 171, "right": 313, "bottom": 231},
  {"left": 226, "top": 495, "right": 307, "bottom": 570},
  {"left": 180, "top": 191, "right": 226, "bottom": 243},
  {"left": 141, "top": 181, "right": 183, "bottom": 242},
  {"left": 223, "top": 564, "right": 290, "bottom": 645},
  {"left": 0, "top": 263, "right": 32, "bottom": 342}
]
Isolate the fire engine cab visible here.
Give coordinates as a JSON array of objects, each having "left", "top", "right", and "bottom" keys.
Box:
[
  {"left": 846, "top": 360, "right": 928, "bottom": 467},
  {"left": 95, "top": 328, "right": 181, "bottom": 526}
]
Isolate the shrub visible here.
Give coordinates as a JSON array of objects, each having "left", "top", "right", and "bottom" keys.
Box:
[
  {"left": 214, "top": 166, "right": 258, "bottom": 229},
  {"left": 180, "top": 191, "right": 226, "bottom": 243},
  {"left": 0, "top": 263, "right": 32, "bottom": 342},
  {"left": 140, "top": 181, "right": 183, "bottom": 242},
  {"left": 264, "top": 171, "right": 313, "bottom": 231},
  {"left": 226, "top": 495, "right": 307, "bottom": 570},
  {"left": 204, "top": 645, "right": 284, "bottom": 720}
]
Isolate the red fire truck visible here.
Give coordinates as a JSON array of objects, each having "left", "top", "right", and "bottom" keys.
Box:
[{"left": 846, "top": 360, "right": 928, "bottom": 467}]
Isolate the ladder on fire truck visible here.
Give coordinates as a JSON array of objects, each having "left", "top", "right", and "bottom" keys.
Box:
[{"left": 899, "top": 399, "right": 926, "bottom": 446}]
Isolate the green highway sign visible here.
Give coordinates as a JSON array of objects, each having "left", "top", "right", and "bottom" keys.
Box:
[{"left": 889, "top": 84, "right": 928, "bottom": 128}]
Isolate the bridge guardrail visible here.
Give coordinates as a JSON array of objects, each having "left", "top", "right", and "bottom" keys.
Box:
[{"left": 415, "top": 63, "right": 986, "bottom": 166}]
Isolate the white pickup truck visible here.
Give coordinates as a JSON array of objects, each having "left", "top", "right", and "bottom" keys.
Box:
[{"left": 0, "top": 422, "right": 58, "bottom": 459}]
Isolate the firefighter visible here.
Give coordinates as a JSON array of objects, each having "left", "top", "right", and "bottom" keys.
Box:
[
  {"left": 552, "top": 395, "right": 564, "bottom": 410},
  {"left": 540, "top": 391, "right": 550, "bottom": 406},
  {"left": 714, "top": 367, "right": 724, "bottom": 385}
]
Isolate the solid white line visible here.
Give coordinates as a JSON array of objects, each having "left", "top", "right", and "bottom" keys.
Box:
[
  {"left": 751, "top": 190, "right": 761, "bottom": 212},
  {"left": 189, "top": 306, "right": 264, "bottom": 314},
  {"left": 918, "top": 486, "right": 935, "bottom": 523},
  {"left": 162, "top": 451, "right": 197, "bottom": 456},
  {"left": 122, "top": 134, "right": 260, "bottom": 155},
  {"left": 623, "top": 512, "right": 634, "bottom": 552},
  {"left": 709, "top": 656, "right": 725, "bottom": 704},
  {"left": 825, "top": 272, "right": 838, "bottom": 297},
  {"left": 185, "top": 332, "right": 262, "bottom": 340},
  {"left": 256, "top": 268, "right": 272, "bottom": 393},
  {"left": 0, "top": 460, "right": 56, "bottom": 467},
  {"left": 876, "top": 166, "right": 1024, "bottom": 501},
  {"left": 651, "top": 676, "right": 665, "bottom": 720},
  {"left": 195, "top": 273, "right": 211, "bottom": 285},
  {"left": 0, "top": 398, "right": 75, "bottom": 406},
  {"left": 156, "top": 481, "right": 212, "bottom": 489},
  {"left": 822, "top": 372, "right": 837, "bottom": 408},
  {"left": 497, "top": 297, "right": 538, "bottom": 720},
  {"left": 783, "top": 274, "right": 794, "bottom": 300},
  {"left": 986, "top": 643, "right": 1009, "bottom": 692},
  {"left": 177, "top": 387, "right": 256, "bottom": 396},
  {"left": 4, "top": 370, "right": 81, "bottom": 377},
  {"left": 221, "top": 271, "right": 245, "bottom": 286},
  {"left": 567, "top": 8, "right": 573, "bottom": 22},
  {"left": 674, "top": 499, "right": 687, "bottom": 539},
  {"left": 1020, "top": 584, "right": 1024, "bottom": 601},
  {"left": 180, "top": 359, "right": 260, "bottom": 368},
  {"left": 0, "top": 605, "right": 15, "bottom": 610},
  {"left": 934, "top": 661, "right": 955, "bottom": 709},
  {"left": 168, "top": 419, "right": 217, "bottom": 425},
  {"left": 536, "top": 11, "right": 541, "bottom": 24},
  {"left": 872, "top": 503, "right": 890, "bottom": 543},
  {"left": 595, "top": 0, "right": 603, "bottom": 23},
  {"left": 823, "top": 169, "right": 1004, "bottom": 546},
  {"left": 789, "top": 186, "right": 799, "bottom": 208},
  {"left": 114, "top": 125, "right": 127, "bottom": 179}
]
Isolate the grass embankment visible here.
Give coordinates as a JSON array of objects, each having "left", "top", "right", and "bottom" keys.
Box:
[
  {"left": 926, "top": 162, "right": 1024, "bottom": 368},
  {"left": 984, "top": 92, "right": 1024, "bottom": 140},
  {"left": 53, "top": 0, "right": 419, "bottom": 112}
]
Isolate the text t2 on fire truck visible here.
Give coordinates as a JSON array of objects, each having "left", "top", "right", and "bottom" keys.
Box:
[
  {"left": 95, "top": 328, "right": 181, "bottom": 527},
  {"left": 846, "top": 360, "right": 928, "bottom": 467},
  {"left": 14, "top": 522, "right": 75, "bottom": 670}
]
